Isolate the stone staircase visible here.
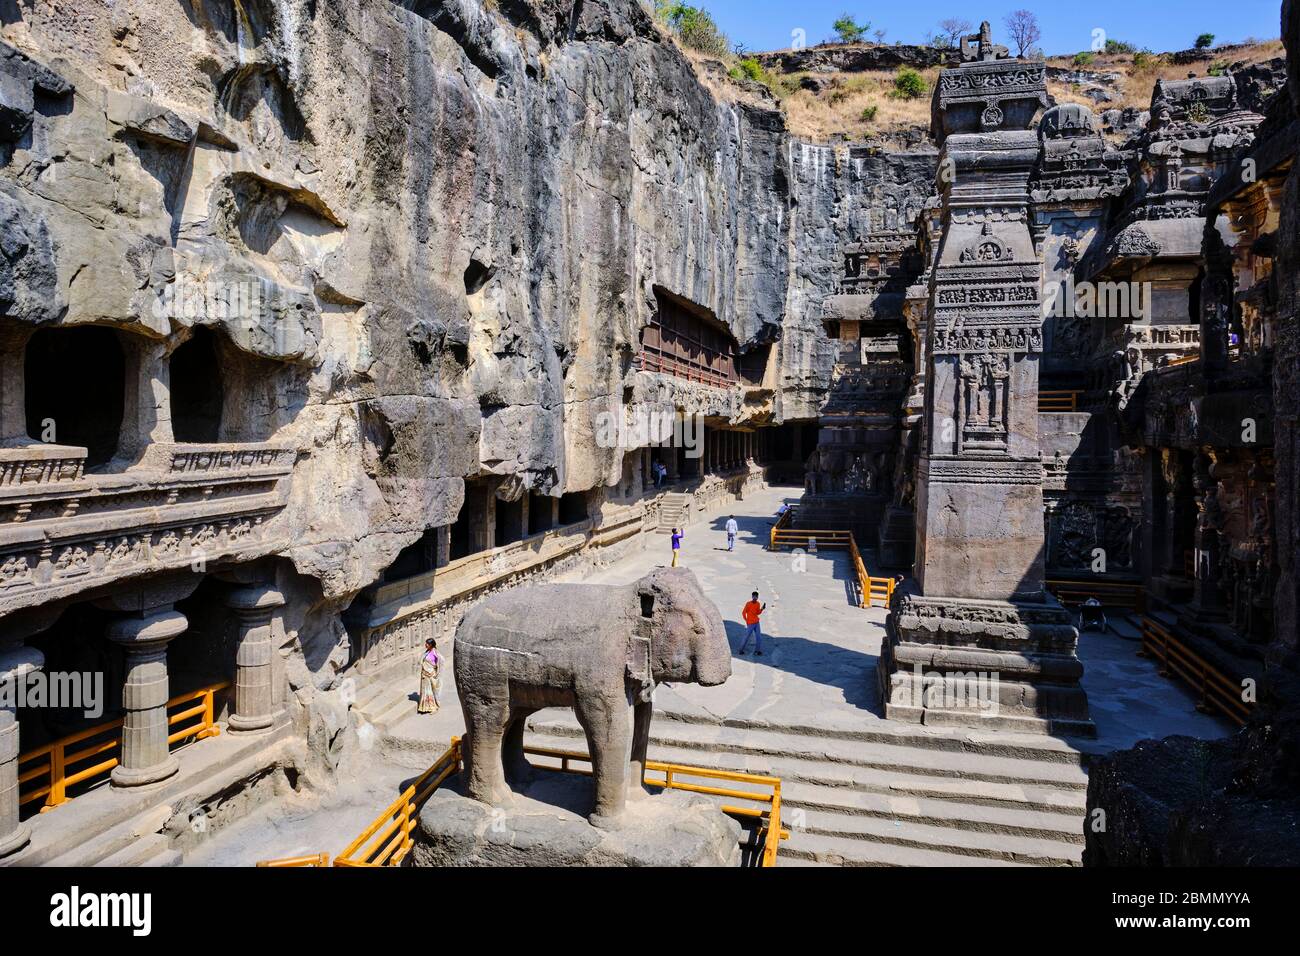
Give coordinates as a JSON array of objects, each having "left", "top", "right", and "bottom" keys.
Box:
[
  {"left": 523, "top": 711, "right": 1089, "bottom": 867},
  {"left": 655, "top": 493, "right": 692, "bottom": 533}
]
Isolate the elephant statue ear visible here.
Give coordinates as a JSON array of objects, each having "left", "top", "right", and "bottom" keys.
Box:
[{"left": 626, "top": 635, "right": 653, "bottom": 700}]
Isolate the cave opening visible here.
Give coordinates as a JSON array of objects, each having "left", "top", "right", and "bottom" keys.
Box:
[
  {"left": 170, "top": 328, "right": 224, "bottom": 443},
  {"left": 24, "top": 326, "right": 126, "bottom": 469}
]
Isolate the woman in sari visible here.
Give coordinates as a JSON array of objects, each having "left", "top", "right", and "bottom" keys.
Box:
[{"left": 418, "top": 638, "right": 440, "bottom": 714}]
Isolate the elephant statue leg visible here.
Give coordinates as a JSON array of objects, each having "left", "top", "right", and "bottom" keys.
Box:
[
  {"left": 574, "top": 692, "right": 632, "bottom": 828},
  {"left": 628, "top": 699, "right": 653, "bottom": 803},
  {"left": 461, "top": 693, "right": 514, "bottom": 807},
  {"left": 502, "top": 708, "right": 536, "bottom": 787}
]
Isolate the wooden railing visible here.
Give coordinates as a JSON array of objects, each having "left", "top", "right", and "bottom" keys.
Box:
[
  {"left": 1039, "top": 390, "right": 1083, "bottom": 412},
  {"left": 1046, "top": 579, "right": 1146, "bottom": 613},
  {"left": 1139, "top": 616, "right": 1251, "bottom": 726},
  {"left": 334, "top": 738, "right": 464, "bottom": 867},
  {"left": 768, "top": 506, "right": 794, "bottom": 549},
  {"left": 306, "top": 737, "right": 788, "bottom": 868},
  {"left": 849, "top": 537, "right": 896, "bottom": 609},
  {"left": 18, "top": 681, "right": 229, "bottom": 814},
  {"left": 256, "top": 853, "right": 331, "bottom": 867},
  {"left": 528, "top": 745, "right": 788, "bottom": 868},
  {"left": 770, "top": 509, "right": 894, "bottom": 609}
]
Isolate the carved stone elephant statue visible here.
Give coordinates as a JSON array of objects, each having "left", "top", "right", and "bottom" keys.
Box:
[{"left": 453, "top": 567, "right": 731, "bottom": 828}]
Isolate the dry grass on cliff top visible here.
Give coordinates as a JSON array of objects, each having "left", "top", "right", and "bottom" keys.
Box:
[
  {"left": 1043, "top": 40, "right": 1286, "bottom": 113},
  {"left": 754, "top": 40, "right": 1285, "bottom": 144}
]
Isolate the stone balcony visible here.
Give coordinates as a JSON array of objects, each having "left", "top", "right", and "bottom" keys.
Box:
[{"left": 0, "top": 441, "right": 299, "bottom": 617}]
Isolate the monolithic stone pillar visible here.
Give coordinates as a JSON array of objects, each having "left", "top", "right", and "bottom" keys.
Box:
[
  {"left": 1190, "top": 454, "right": 1229, "bottom": 618},
  {"left": 226, "top": 585, "right": 285, "bottom": 734},
  {"left": 117, "top": 338, "right": 173, "bottom": 461},
  {"left": 0, "top": 644, "right": 43, "bottom": 858},
  {"left": 435, "top": 526, "right": 451, "bottom": 567},
  {"left": 879, "top": 26, "right": 1094, "bottom": 735},
  {"left": 0, "top": 325, "right": 32, "bottom": 442},
  {"left": 107, "top": 608, "right": 186, "bottom": 788}
]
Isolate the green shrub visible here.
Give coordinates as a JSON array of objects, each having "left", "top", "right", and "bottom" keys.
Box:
[
  {"left": 860, "top": 104, "right": 879, "bottom": 122},
  {"left": 1195, "top": 33, "right": 1215, "bottom": 49},
  {"left": 833, "top": 13, "right": 869, "bottom": 44},
  {"left": 892, "top": 67, "right": 927, "bottom": 99},
  {"left": 1072, "top": 51, "right": 1096, "bottom": 66},
  {"left": 1104, "top": 38, "right": 1137, "bottom": 54},
  {"left": 1132, "top": 49, "right": 1162, "bottom": 70},
  {"left": 729, "top": 57, "right": 767, "bottom": 85},
  {"left": 656, "top": 3, "right": 730, "bottom": 57},
  {"left": 1207, "top": 61, "right": 1228, "bottom": 76}
]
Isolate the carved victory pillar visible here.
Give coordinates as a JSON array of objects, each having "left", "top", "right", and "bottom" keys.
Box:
[
  {"left": 226, "top": 585, "right": 285, "bottom": 733},
  {"left": 0, "top": 644, "right": 43, "bottom": 858},
  {"left": 878, "top": 24, "right": 1095, "bottom": 735},
  {"left": 108, "top": 607, "right": 187, "bottom": 787}
]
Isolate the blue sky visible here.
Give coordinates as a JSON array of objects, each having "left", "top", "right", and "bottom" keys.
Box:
[{"left": 695, "top": 1, "right": 1284, "bottom": 55}]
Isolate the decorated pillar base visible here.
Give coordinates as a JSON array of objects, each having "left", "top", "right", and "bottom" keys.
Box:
[{"left": 877, "top": 592, "right": 1095, "bottom": 737}]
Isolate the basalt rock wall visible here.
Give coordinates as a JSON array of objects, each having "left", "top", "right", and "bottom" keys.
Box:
[{"left": 0, "top": 0, "right": 807, "bottom": 598}]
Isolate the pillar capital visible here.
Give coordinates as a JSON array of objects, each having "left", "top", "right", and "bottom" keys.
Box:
[
  {"left": 225, "top": 584, "right": 286, "bottom": 618},
  {"left": 107, "top": 607, "right": 188, "bottom": 649}
]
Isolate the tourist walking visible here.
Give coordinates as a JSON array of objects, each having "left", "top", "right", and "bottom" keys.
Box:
[
  {"left": 418, "top": 638, "right": 440, "bottom": 713},
  {"left": 725, "top": 514, "right": 739, "bottom": 551},
  {"left": 670, "top": 527, "right": 684, "bottom": 567},
  {"left": 737, "top": 591, "right": 767, "bottom": 656}
]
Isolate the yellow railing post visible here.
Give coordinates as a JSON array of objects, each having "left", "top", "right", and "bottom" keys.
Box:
[{"left": 48, "top": 742, "right": 66, "bottom": 810}]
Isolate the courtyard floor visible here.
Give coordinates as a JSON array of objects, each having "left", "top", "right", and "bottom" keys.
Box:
[{"left": 193, "top": 484, "right": 1230, "bottom": 865}]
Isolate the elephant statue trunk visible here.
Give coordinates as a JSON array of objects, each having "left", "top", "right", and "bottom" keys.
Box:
[{"left": 453, "top": 567, "right": 731, "bottom": 828}]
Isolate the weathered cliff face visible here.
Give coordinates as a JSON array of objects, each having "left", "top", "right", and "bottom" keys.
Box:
[
  {"left": 781, "top": 143, "right": 937, "bottom": 420},
  {"left": 0, "top": 0, "right": 800, "bottom": 602}
]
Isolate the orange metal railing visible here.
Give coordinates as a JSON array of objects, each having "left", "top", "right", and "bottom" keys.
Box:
[
  {"left": 17, "top": 681, "right": 229, "bottom": 813},
  {"left": 305, "top": 737, "right": 788, "bottom": 868},
  {"left": 770, "top": 509, "right": 894, "bottom": 608},
  {"left": 1045, "top": 579, "right": 1146, "bottom": 613},
  {"left": 333, "top": 738, "right": 463, "bottom": 867},
  {"left": 256, "top": 853, "right": 331, "bottom": 867},
  {"left": 1139, "top": 616, "right": 1251, "bottom": 726},
  {"left": 1039, "top": 390, "right": 1083, "bottom": 412}
]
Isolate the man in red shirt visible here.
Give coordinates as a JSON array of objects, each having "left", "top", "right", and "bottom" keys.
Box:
[{"left": 738, "top": 591, "right": 767, "bottom": 656}]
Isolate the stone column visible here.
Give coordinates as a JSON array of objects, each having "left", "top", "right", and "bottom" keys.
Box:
[
  {"left": 0, "top": 644, "right": 43, "bottom": 858},
  {"left": 117, "top": 338, "right": 173, "bottom": 461},
  {"left": 107, "top": 608, "right": 187, "bottom": 788},
  {"left": 435, "top": 526, "right": 451, "bottom": 567},
  {"left": 1190, "top": 453, "right": 1228, "bottom": 618},
  {"left": 0, "top": 325, "right": 32, "bottom": 442},
  {"left": 878, "top": 31, "right": 1093, "bottom": 736},
  {"left": 226, "top": 585, "right": 285, "bottom": 734}
]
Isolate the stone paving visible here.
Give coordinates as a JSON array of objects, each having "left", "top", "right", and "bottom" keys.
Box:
[{"left": 193, "top": 485, "right": 1230, "bottom": 864}]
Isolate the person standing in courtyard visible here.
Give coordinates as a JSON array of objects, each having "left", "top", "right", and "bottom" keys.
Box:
[
  {"left": 738, "top": 591, "right": 767, "bottom": 656},
  {"left": 725, "top": 514, "right": 739, "bottom": 551},
  {"left": 418, "top": 638, "right": 441, "bottom": 713},
  {"left": 670, "top": 527, "right": 684, "bottom": 566}
]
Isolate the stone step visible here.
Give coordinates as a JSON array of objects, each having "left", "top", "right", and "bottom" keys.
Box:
[
  {"left": 522, "top": 730, "right": 1083, "bottom": 844},
  {"left": 781, "top": 779, "right": 1084, "bottom": 844},
  {"left": 95, "top": 832, "right": 179, "bottom": 868},
  {"left": 781, "top": 831, "right": 1039, "bottom": 867},
  {"left": 791, "top": 808, "right": 1081, "bottom": 865},
  {"left": 657, "top": 709, "right": 1093, "bottom": 766},
  {"left": 526, "top": 716, "right": 1090, "bottom": 789}
]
